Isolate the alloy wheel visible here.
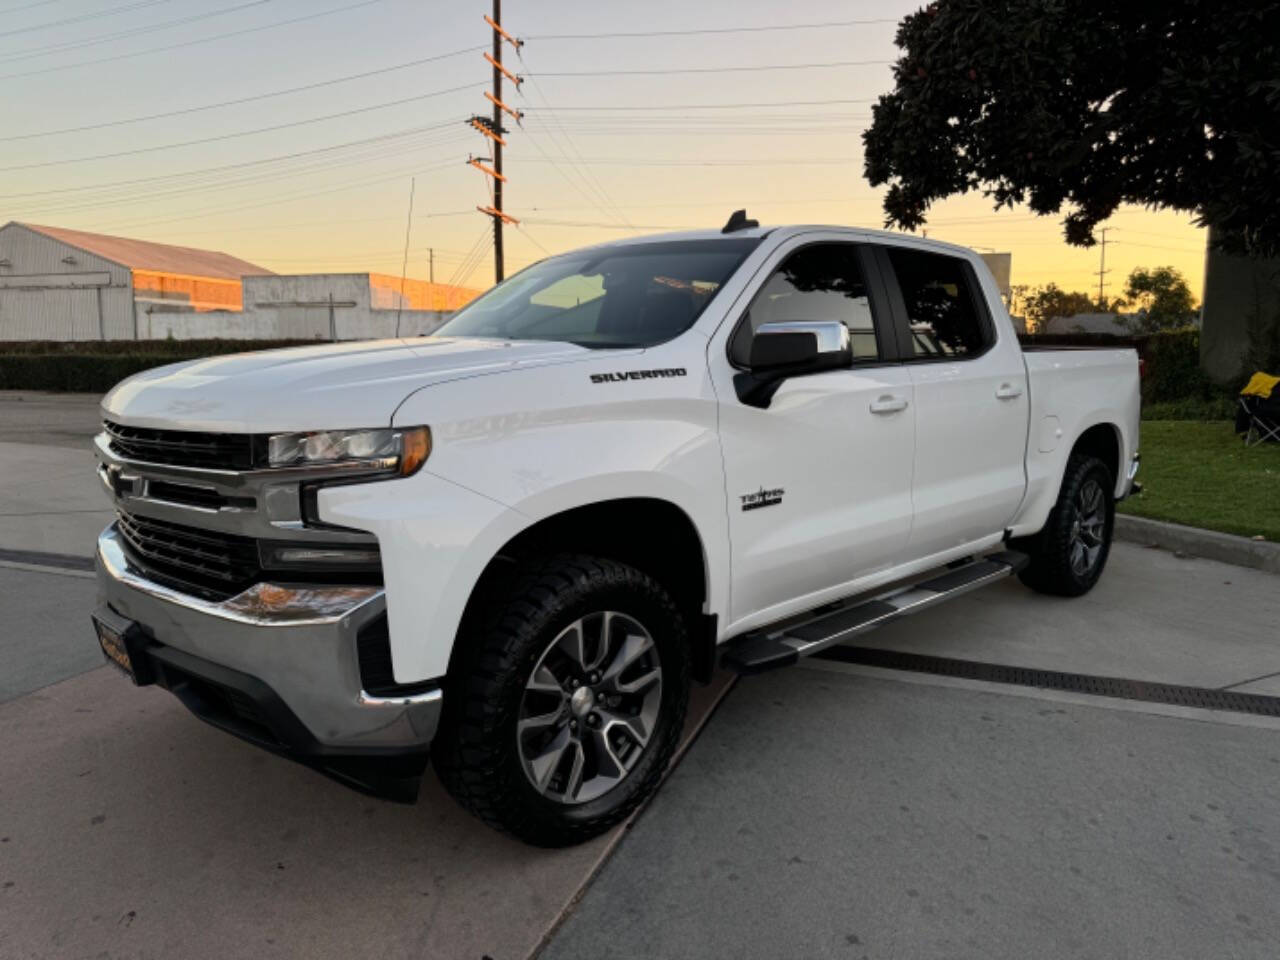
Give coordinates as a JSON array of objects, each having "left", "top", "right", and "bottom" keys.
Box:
[
  {"left": 1069, "top": 478, "right": 1107, "bottom": 577},
  {"left": 516, "top": 611, "right": 663, "bottom": 805}
]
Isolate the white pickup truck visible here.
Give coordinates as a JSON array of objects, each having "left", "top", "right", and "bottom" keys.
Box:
[{"left": 92, "top": 216, "right": 1140, "bottom": 846}]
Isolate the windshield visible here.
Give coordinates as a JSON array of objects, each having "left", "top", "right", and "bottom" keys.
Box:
[{"left": 435, "top": 238, "right": 761, "bottom": 348}]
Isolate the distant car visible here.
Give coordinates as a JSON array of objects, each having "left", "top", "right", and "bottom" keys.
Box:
[{"left": 92, "top": 217, "right": 1140, "bottom": 846}]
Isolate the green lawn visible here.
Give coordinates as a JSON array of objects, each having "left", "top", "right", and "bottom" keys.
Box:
[{"left": 1118, "top": 420, "right": 1280, "bottom": 541}]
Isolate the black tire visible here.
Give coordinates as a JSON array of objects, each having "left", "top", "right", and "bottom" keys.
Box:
[
  {"left": 1013, "top": 453, "right": 1116, "bottom": 597},
  {"left": 433, "top": 554, "right": 690, "bottom": 847}
]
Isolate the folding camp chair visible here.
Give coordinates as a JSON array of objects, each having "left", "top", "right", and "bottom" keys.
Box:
[{"left": 1237, "top": 371, "right": 1280, "bottom": 446}]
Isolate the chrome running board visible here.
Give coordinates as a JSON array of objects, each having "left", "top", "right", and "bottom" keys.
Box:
[{"left": 720, "top": 551, "right": 1028, "bottom": 675}]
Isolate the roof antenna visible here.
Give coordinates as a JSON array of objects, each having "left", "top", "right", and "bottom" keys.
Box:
[{"left": 721, "top": 209, "right": 759, "bottom": 234}]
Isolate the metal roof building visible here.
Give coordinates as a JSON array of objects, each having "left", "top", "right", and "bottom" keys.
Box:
[{"left": 0, "top": 222, "right": 272, "bottom": 340}]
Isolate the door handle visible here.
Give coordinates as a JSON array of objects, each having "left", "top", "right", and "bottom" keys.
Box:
[
  {"left": 995, "top": 382, "right": 1024, "bottom": 400},
  {"left": 869, "top": 395, "right": 909, "bottom": 414}
]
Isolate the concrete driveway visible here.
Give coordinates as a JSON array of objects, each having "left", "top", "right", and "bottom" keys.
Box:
[{"left": 3, "top": 390, "right": 1280, "bottom": 959}]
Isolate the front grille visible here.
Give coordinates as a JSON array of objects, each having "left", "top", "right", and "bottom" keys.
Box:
[
  {"left": 147, "top": 479, "right": 254, "bottom": 511},
  {"left": 105, "top": 420, "right": 255, "bottom": 471},
  {"left": 117, "top": 511, "right": 261, "bottom": 599}
]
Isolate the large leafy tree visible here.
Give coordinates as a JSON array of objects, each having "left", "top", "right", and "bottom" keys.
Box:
[
  {"left": 863, "top": 1, "right": 1280, "bottom": 258},
  {"left": 1018, "top": 283, "right": 1099, "bottom": 331},
  {"left": 1121, "top": 266, "right": 1199, "bottom": 332}
]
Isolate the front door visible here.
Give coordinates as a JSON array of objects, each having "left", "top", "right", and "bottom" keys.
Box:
[{"left": 712, "top": 238, "right": 916, "bottom": 629}]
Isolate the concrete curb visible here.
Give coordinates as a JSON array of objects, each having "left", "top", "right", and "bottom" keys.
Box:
[{"left": 1115, "top": 514, "right": 1280, "bottom": 575}]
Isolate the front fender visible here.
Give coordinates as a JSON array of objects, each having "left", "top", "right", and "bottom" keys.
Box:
[{"left": 318, "top": 472, "right": 528, "bottom": 684}]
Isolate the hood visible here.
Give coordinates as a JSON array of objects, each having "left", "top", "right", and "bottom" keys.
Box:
[{"left": 102, "top": 337, "right": 591, "bottom": 433}]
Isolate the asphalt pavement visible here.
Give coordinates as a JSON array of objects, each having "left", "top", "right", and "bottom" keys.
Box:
[
  {"left": 4, "top": 390, "right": 1280, "bottom": 959},
  {"left": 0, "top": 392, "right": 111, "bottom": 557}
]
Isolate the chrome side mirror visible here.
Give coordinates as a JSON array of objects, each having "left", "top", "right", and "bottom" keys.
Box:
[{"left": 736, "top": 321, "right": 853, "bottom": 408}]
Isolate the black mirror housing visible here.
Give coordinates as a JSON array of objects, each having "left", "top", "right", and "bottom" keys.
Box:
[
  {"left": 749, "top": 330, "right": 820, "bottom": 369},
  {"left": 735, "top": 321, "right": 853, "bottom": 408}
]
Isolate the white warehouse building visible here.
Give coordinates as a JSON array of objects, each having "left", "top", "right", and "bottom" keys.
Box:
[{"left": 0, "top": 222, "right": 270, "bottom": 341}]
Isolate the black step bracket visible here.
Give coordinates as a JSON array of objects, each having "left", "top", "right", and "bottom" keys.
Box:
[{"left": 721, "top": 551, "right": 1027, "bottom": 676}]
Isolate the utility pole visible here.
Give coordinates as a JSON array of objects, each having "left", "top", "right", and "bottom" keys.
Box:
[
  {"left": 428, "top": 248, "right": 434, "bottom": 284},
  {"left": 1095, "top": 227, "right": 1112, "bottom": 308},
  {"left": 490, "top": 0, "right": 504, "bottom": 283},
  {"left": 470, "top": 3, "right": 522, "bottom": 284}
]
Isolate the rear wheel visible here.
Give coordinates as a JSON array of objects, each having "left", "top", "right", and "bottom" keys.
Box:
[
  {"left": 1014, "top": 453, "right": 1115, "bottom": 597},
  {"left": 434, "top": 554, "right": 690, "bottom": 847}
]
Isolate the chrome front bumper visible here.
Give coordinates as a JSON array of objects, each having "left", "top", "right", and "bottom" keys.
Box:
[{"left": 95, "top": 525, "right": 443, "bottom": 755}]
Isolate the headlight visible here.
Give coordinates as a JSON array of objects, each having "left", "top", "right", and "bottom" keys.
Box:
[{"left": 265, "top": 426, "right": 431, "bottom": 477}]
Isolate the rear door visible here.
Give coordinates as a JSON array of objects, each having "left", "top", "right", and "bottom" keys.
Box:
[
  {"left": 874, "top": 244, "right": 1030, "bottom": 559},
  {"left": 713, "top": 237, "right": 916, "bottom": 627}
]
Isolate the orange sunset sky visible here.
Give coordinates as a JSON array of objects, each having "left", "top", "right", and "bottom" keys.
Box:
[{"left": 2, "top": 0, "right": 1208, "bottom": 302}]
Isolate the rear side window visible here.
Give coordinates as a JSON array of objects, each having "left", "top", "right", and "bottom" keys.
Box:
[
  {"left": 886, "top": 248, "right": 991, "bottom": 359},
  {"left": 730, "top": 242, "right": 879, "bottom": 365}
]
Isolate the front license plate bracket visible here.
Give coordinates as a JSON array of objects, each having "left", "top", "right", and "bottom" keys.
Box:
[{"left": 91, "top": 608, "right": 154, "bottom": 686}]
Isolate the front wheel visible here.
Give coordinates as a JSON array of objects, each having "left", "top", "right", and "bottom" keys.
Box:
[
  {"left": 433, "top": 554, "right": 690, "bottom": 847},
  {"left": 1013, "top": 453, "right": 1115, "bottom": 597}
]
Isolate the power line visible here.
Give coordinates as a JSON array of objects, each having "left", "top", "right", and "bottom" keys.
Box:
[
  {"left": 533, "top": 59, "right": 891, "bottom": 78},
  {"left": 521, "top": 97, "right": 876, "bottom": 112},
  {"left": 0, "top": 0, "right": 270, "bottom": 65},
  {"left": 14, "top": 131, "right": 471, "bottom": 218},
  {"left": 448, "top": 225, "right": 493, "bottom": 288},
  {"left": 1109, "top": 239, "right": 1206, "bottom": 254},
  {"left": 0, "top": 121, "right": 466, "bottom": 201},
  {"left": 520, "top": 217, "right": 689, "bottom": 231},
  {"left": 0, "top": 0, "right": 389, "bottom": 81},
  {"left": 0, "top": 0, "right": 62, "bottom": 14},
  {"left": 515, "top": 225, "right": 552, "bottom": 257},
  {"left": 0, "top": 49, "right": 483, "bottom": 141},
  {"left": 524, "top": 18, "right": 897, "bottom": 40},
  {"left": 517, "top": 52, "right": 635, "bottom": 229},
  {"left": 456, "top": 234, "right": 494, "bottom": 288},
  {"left": 516, "top": 157, "right": 852, "bottom": 167},
  {"left": 85, "top": 157, "right": 464, "bottom": 233},
  {"left": 0, "top": 88, "right": 478, "bottom": 172},
  {"left": 0, "top": 0, "right": 170, "bottom": 39}
]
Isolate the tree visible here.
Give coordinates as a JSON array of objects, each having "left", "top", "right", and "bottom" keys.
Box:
[
  {"left": 863, "top": 1, "right": 1280, "bottom": 258},
  {"left": 1121, "top": 266, "right": 1199, "bottom": 332},
  {"left": 1019, "top": 283, "right": 1099, "bottom": 332}
]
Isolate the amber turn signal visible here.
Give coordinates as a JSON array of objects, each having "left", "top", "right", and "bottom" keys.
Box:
[{"left": 399, "top": 426, "right": 432, "bottom": 477}]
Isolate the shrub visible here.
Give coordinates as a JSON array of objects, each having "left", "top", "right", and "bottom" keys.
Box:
[
  {"left": 1141, "top": 395, "right": 1236, "bottom": 421},
  {"left": 0, "top": 338, "right": 315, "bottom": 357},
  {"left": 0, "top": 355, "right": 181, "bottom": 392},
  {"left": 1141, "top": 328, "right": 1217, "bottom": 404},
  {"left": 0, "top": 340, "right": 321, "bottom": 392}
]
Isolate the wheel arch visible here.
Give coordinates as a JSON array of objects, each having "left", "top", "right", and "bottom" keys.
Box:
[
  {"left": 1009, "top": 417, "right": 1129, "bottom": 539},
  {"left": 454, "top": 497, "right": 719, "bottom": 683},
  {"left": 1069, "top": 421, "right": 1122, "bottom": 486}
]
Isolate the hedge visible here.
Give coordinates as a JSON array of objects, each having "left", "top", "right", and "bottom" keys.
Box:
[
  {"left": 0, "top": 340, "right": 323, "bottom": 392},
  {"left": 0, "top": 338, "right": 316, "bottom": 357},
  {"left": 0, "top": 355, "right": 182, "bottom": 392}
]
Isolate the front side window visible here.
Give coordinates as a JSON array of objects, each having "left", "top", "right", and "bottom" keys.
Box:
[
  {"left": 886, "top": 248, "right": 991, "bottom": 359},
  {"left": 435, "top": 239, "right": 759, "bottom": 349},
  {"left": 730, "top": 243, "right": 879, "bottom": 366}
]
